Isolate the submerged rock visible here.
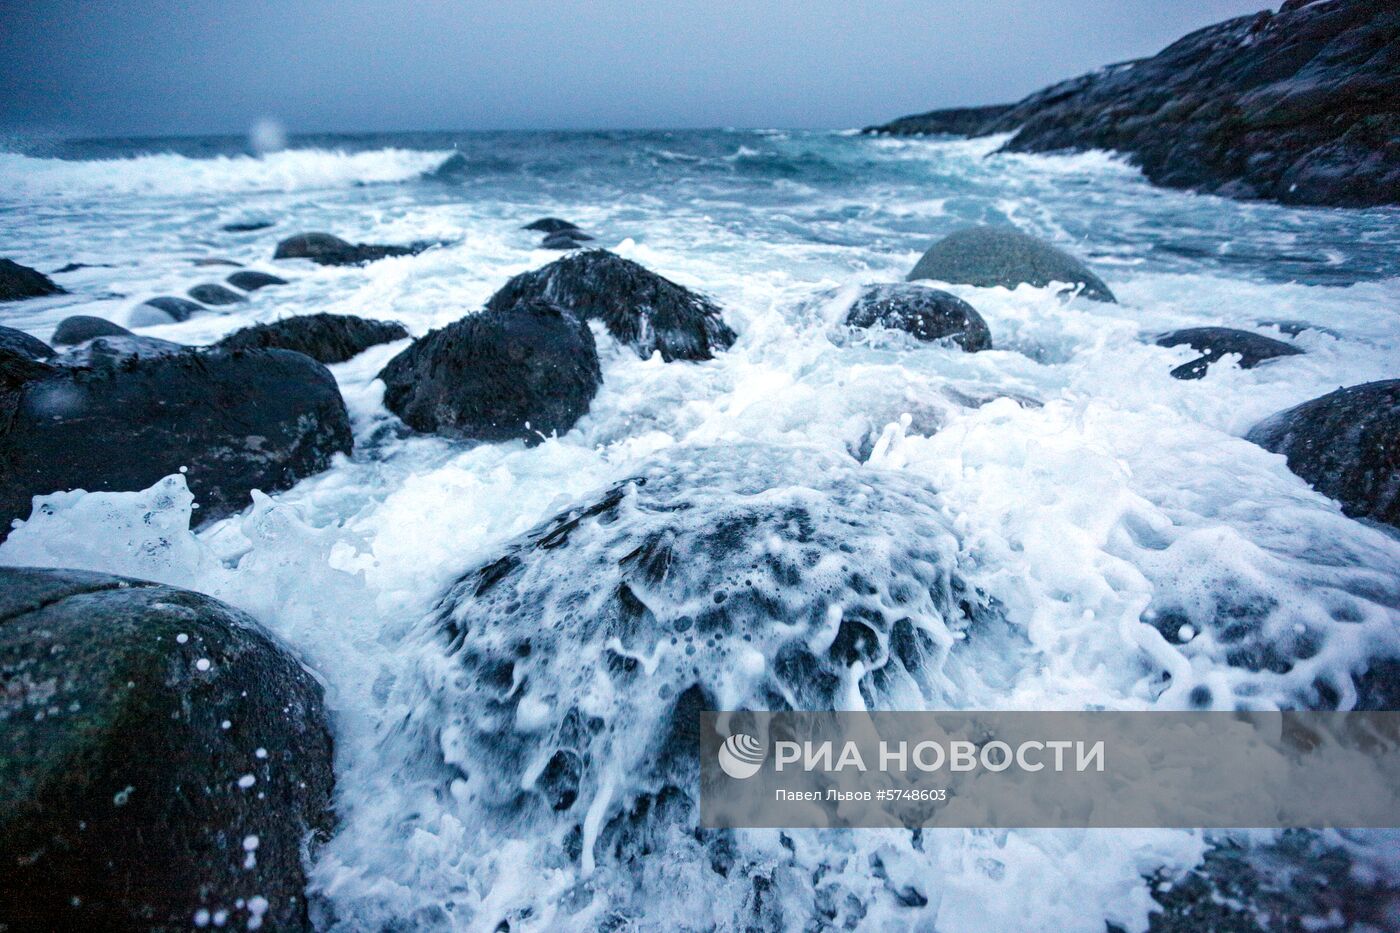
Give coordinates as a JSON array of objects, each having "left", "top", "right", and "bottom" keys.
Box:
[
  {"left": 540, "top": 233, "right": 587, "bottom": 250},
  {"left": 1257, "top": 319, "right": 1341, "bottom": 339},
  {"left": 51, "top": 315, "right": 133, "bottom": 346},
  {"left": 51, "top": 262, "right": 114, "bottom": 274},
  {"left": 135, "top": 295, "right": 206, "bottom": 324},
  {"left": 192, "top": 257, "right": 244, "bottom": 268},
  {"left": 222, "top": 219, "right": 274, "bottom": 232},
  {"left": 485, "top": 249, "right": 737, "bottom": 361},
  {"left": 908, "top": 226, "right": 1116, "bottom": 302},
  {"left": 0, "top": 346, "right": 352, "bottom": 537},
  {"left": 273, "top": 231, "right": 425, "bottom": 267},
  {"left": 845, "top": 283, "right": 992, "bottom": 351},
  {"left": 0, "top": 258, "right": 65, "bottom": 303},
  {"left": 0, "top": 325, "right": 55, "bottom": 361},
  {"left": 216, "top": 313, "right": 409, "bottom": 364},
  {"left": 188, "top": 283, "right": 248, "bottom": 306},
  {"left": 378, "top": 298, "right": 600, "bottom": 444},
  {"left": 522, "top": 217, "right": 581, "bottom": 233},
  {"left": 1156, "top": 327, "right": 1303, "bottom": 380},
  {"left": 227, "top": 270, "right": 289, "bottom": 292},
  {"left": 0, "top": 566, "right": 334, "bottom": 932},
  {"left": 1246, "top": 379, "right": 1400, "bottom": 529}
]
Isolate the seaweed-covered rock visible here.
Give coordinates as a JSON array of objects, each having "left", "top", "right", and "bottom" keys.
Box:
[
  {"left": 485, "top": 249, "right": 737, "bottom": 361},
  {"left": 51, "top": 315, "right": 133, "bottom": 346},
  {"left": 227, "top": 271, "right": 288, "bottom": 292},
  {"left": 188, "top": 283, "right": 248, "bottom": 306},
  {"left": 0, "top": 566, "right": 335, "bottom": 932},
  {"left": 0, "top": 325, "right": 55, "bottom": 361},
  {"left": 273, "top": 232, "right": 425, "bottom": 267},
  {"left": 132, "top": 296, "right": 205, "bottom": 325},
  {"left": 908, "top": 227, "right": 1116, "bottom": 302},
  {"left": 522, "top": 217, "right": 581, "bottom": 233},
  {"left": 1156, "top": 327, "right": 1303, "bottom": 380},
  {"left": 0, "top": 346, "right": 352, "bottom": 537},
  {"left": 378, "top": 298, "right": 600, "bottom": 444},
  {"left": 1246, "top": 380, "right": 1400, "bottom": 529},
  {"left": 216, "top": 313, "right": 409, "bottom": 364},
  {"left": 0, "top": 258, "right": 65, "bottom": 303},
  {"left": 845, "top": 283, "right": 992, "bottom": 351}
]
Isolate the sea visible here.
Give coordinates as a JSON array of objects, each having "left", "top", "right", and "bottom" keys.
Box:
[{"left": 1, "top": 128, "right": 1398, "bottom": 931}]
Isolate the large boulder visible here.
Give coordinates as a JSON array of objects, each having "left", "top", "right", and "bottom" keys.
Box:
[
  {"left": 0, "top": 259, "right": 65, "bottom": 303},
  {"left": 908, "top": 226, "right": 1116, "bottom": 302},
  {"left": 0, "top": 346, "right": 352, "bottom": 538},
  {"left": 845, "top": 283, "right": 992, "bottom": 351},
  {"left": 132, "top": 296, "right": 205, "bottom": 325},
  {"left": 51, "top": 316, "right": 133, "bottom": 346},
  {"left": 0, "top": 566, "right": 334, "bottom": 931},
  {"left": 868, "top": 2, "right": 1400, "bottom": 207},
  {"left": 273, "top": 232, "right": 425, "bottom": 267},
  {"left": 216, "top": 313, "right": 409, "bottom": 364},
  {"left": 484, "top": 249, "right": 737, "bottom": 361},
  {"left": 0, "top": 325, "right": 55, "bottom": 362},
  {"left": 378, "top": 298, "right": 600, "bottom": 444},
  {"left": 226, "top": 271, "right": 288, "bottom": 292},
  {"left": 1245, "top": 380, "right": 1399, "bottom": 529},
  {"left": 188, "top": 283, "right": 247, "bottom": 306},
  {"left": 1156, "top": 327, "right": 1303, "bottom": 380}
]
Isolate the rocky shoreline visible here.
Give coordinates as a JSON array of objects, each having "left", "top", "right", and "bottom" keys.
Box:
[{"left": 865, "top": 0, "right": 1399, "bottom": 208}]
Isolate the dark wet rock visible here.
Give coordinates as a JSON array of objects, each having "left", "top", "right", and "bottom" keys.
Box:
[
  {"left": 1257, "top": 319, "right": 1341, "bottom": 339},
  {"left": 541, "top": 233, "right": 587, "bottom": 250},
  {"left": 869, "top": 1, "right": 1400, "bottom": 207},
  {"left": 51, "top": 315, "right": 133, "bottom": 346},
  {"left": 51, "top": 262, "right": 114, "bottom": 274},
  {"left": 222, "top": 220, "right": 274, "bottom": 232},
  {"left": 188, "top": 283, "right": 248, "bottom": 306},
  {"left": 131, "top": 296, "right": 205, "bottom": 326},
  {"left": 192, "top": 258, "right": 244, "bottom": 268},
  {"left": 845, "top": 283, "right": 992, "bottom": 351},
  {"left": 862, "top": 103, "right": 1013, "bottom": 136},
  {"left": 1245, "top": 379, "right": 1399, "bottom": 529},
  {"left": 0, "top": 566, "right": 334, "bottom": 932},
  {"left": 227, "top": 270, "right": 289, "bottom": 292},
  {"left": 485, "top": 249, "right": 737, "bottom": 362},
  {"left": 0, "top": 325, "right": 55, "bottom": 362},
  {"left": 0, "top": 346, "right": 352, "bottom": 537},
  {"left": 522, "top": 217, "right": 582, "bottom": 233},
  {"left": 908, "top": 226, "right": 1116, "bottom": 302},
  {"left": 273, "top": 231, "right": 425, "bottom": 267},
  {"left": 53, "top": 335, "right": 191, "bottom": 368},
  {"left": 1156, "top": 327, "right": 1303, "bottom": 380},
  {"left": 216, "top": 313, "right": 409, "bottom": 364},
  {"left": 379, "top": 298, "right": 600, "bottom": 444},
  {"left": 0, "top": 259, "right": 66, "bottom": 303}
]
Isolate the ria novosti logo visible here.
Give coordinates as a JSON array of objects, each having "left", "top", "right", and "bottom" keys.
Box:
[{"left": 717, "top": 733, "right": 767, "bottom": 779}]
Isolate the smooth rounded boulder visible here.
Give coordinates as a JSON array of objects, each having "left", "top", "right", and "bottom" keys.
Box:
[
  {"left": 484, "top": 249, "right": 737, "bottom": 362},
  {"left": 0, "top": 346, "right": 353, "bottom": 538},
  {"left": 845, "top": 283, "right": 992, "bottom": 351},
  {"left": 132, "top": 295, "right": 205, "bottom": 325},
  {"left": 522, "top": 217, "right": 581, "bottom": 233},
  {"left": 51, "top": 315, "right": 133, "bottom": 346},
  {"left": 0, "top": 258, "right": 66, "bottom": 302},
  {"left": 1156, "top": 326, "right": 1303, "bottom": 380},
  {"left": 378, "top": 298, "right": 600, "bottom": 444},
  {"left": 188, "top": 283, "right": 248, "bottom": 306},
  {"left": 216, "top": 313, "right": 409, "bottom": 364},
  {"left": 1245, "top": 380, "right": 1399, "bottom": 530},
  {"left": 0, "top": 324, "right": 55, "bottom": 361},
  {"left": 0, "top": 566, "right": 334, "bottom": 931},
  {"left": 227, "top": 270, "right": 288, "bottom": 292},
  {"left": 907, "top": 226, "right": 1116, "bottom": 302},
  {"left": 273, "top": 232, "right": 424, "bottom": 267}
]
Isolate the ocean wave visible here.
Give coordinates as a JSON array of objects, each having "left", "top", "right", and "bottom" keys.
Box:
[{"left": 0, "top": 147, "right": 450, "bottom": 200}]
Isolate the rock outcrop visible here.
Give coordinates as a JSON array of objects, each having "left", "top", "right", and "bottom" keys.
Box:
[
  {"left": 273, "top": 232, "right": 427, "bottom": 267},
  {"left": 0, "top": 325, "right": 55, "bottom": 362},
  {"left": 0, "top": 259, "right": 65, "bottom": 303},
  {"left": 216, "top": 313, "right": 409, "bottom": 364}
]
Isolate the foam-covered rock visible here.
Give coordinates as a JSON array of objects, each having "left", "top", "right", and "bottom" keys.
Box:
[
  {"left": 1156, "top": 327, "right": 1303, "bottom": 380},
  {"left": 908, "top": 226, "right": 1116, "bottom": 302},
  {"left": 0, "top": 258, "right": 65, "bottom": 303},
  {"left": 0, "top": 325, "right": 54, "bottom": 361},
  {"left": 133, "top": 296, "right": 204, "bottom": 324},
  {"left": 273, "top": 231, "right": 424, "bottom": 267},
  {"left": 845, "top": 283, "right": 992, "bottom": 351},
  {"left": 51, "top": 315, "right": 133, "bottom": 346},
  {"left": 53, "top": 335, "right": 191, "bottom": 367},
  {"left": 485, "top": 249, "right": 737, "bottom": 361},
  {"left": 378, "top": 298, "right": 600, "bottom": 444},
  {"left": 188, "top": 283, "right": 248, "bottom": 305},
  {"left": 216, "top": 313, "right": 409, "bottom": 364},
  {"left": 227, "top": 270, "right": 288, "bottom": 291},
  {"left": 0, "top": 346, "right": 352, "bottom": 537},
  {"left": 1246, "top": 380, "right": 1400, "bottom": 529},
  {"left": 0, "top": 566, "right": 334, "bottom": 931}
]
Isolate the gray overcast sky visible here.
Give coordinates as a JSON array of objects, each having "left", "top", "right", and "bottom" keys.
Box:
[{"left": 1, "top": 0, "right": 1270, "bottom": 138}]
